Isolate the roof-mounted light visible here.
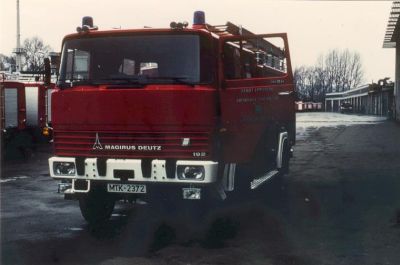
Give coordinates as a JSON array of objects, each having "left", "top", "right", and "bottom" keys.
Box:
[
  {"left": 82, "top": 16, "right": 93, "bottom": 28},
  {"left": 76, "top": 16, "right": 98, "bottom": 33},
  {"left": 170, "top": 21, "right": 188, "bottom": 30},
  {"left": 193, "top": 11, "right": 205, "bottom": 27}
]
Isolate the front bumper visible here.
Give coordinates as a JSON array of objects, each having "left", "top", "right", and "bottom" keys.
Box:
[{"left": 49, "top": 157, "right": 218, "bottom": 184}]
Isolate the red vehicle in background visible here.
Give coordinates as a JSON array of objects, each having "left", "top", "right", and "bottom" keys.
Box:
[
  {"left": 47, "top": 12, "right": 295, "bottom": 224},
  {"left": 1, "top": 79, "right": 54, "bottom": 159}
]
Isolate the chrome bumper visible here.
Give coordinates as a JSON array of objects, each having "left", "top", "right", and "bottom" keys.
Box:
[{"left": 49, "top": 157, "right": 218, "bottom": 184}]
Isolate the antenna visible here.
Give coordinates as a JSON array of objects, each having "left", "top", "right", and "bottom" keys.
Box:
[{"left": 13, "top": 0, "right": 24, "bottom": 72}]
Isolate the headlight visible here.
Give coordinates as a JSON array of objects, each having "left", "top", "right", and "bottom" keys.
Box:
[
  {"left": 53, "top": 162, "right": 76, "bottom": 176},
  {"left": 177, "top": 165, "right": 205, "bottom": 180}
]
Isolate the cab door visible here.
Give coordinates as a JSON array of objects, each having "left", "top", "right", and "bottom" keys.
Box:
[{"left": 218, "top": 33, "right": 295, "bottom": 162}]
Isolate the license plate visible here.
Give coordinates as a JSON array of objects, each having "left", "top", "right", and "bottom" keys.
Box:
[{"left": 107, "top": 183, "right": 146, "bottom": 194}]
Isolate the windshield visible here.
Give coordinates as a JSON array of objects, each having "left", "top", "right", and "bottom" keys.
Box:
[{"left": 58, "top": 34, "right": 208, "bottom": 87}]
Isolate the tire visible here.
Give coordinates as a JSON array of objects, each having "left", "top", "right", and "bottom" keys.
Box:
[{"left": 79, "top": 187, "right": 115, "bottom": 225}]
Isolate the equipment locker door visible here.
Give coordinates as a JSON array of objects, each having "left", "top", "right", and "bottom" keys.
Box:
[
  {"left": 25, "top": 86, "right": 39, "bottom": 127},
  {"left": 1, "top": 82, "right": 26, "bottom": 130}
]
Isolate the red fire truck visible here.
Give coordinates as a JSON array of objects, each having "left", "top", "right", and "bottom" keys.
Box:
[
  {"left": 1, "top": 79, "right": 54, "bottom": 159},
  {"left": 47, "top": 12, "right": 295, "bottom": 224}
]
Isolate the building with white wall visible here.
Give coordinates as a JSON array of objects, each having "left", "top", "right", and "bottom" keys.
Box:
[
  {"left": 384, "top": 1, "right": 400, "bottom": 121},
  {"left": 325, "top": 81, "right": 394, "bottom": 116}
]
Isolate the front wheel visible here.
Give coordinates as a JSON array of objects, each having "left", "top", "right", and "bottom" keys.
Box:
[
  {"left": 79, "top": 188, "right": 115, "bottom": 225},
  {"left": 279, "top": 139, "right": 290, "bottom": 175}
]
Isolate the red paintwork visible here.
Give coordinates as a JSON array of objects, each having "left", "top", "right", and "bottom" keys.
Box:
[
  {"left": 218, "top": 83, "right": 295, "bottom": 162},
  {"left": 52, "top": 84, "right": 217, "bottom": 159},
  {"left": 53, "top": 85, "right": 216, "bottom": 129},
  {"left": 62, "top": 28, "right": 209, "bottom": 43}
]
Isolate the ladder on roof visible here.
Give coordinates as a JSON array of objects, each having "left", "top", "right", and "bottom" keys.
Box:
[
  {"left": 207, "top": 22, "right": 256, "bottom": 36},
  {"left": 207, "top": 22, "right": 287, "bottom": 73},
  {"left": 208, "top": 22, "right": 285, "bottom": 59}
]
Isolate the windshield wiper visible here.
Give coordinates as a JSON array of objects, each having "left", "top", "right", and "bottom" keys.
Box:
[
  {"left": 70, "top": 75, "right": 196, "bottom": 87},
  {"left": 57, "top": 79, "right": 101, "bottom": 89},
  {"left": 150, "top": 76, "right": 196, "bottom": 86},
  {"left": 101, "top": 75, "right": 148, "bottom": 87}
]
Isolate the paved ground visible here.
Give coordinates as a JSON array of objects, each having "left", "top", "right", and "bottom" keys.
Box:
[{"left": 1, "top": 112, "right": 400, "bottom": 265}]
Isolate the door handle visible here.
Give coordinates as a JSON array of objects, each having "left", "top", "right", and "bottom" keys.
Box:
[{"left": 278, "top": 91, "right": 294, "bottom": 96}]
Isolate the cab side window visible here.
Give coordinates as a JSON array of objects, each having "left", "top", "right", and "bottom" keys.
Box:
[{"left": 223, "top": 37, "right": 287, "bottom": 80}]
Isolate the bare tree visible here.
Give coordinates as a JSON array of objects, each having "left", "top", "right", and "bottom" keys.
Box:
[
  {"left": 0, "top": 54, "right": 16, "bottom": 71},
  {"left": 295, "top": 49, "right": 364, "bottom": 102},
  {"left": 22, "top": 37, "right": 52, "bottom": 72},
  {"left": 323, "top": 49, "right": 364, "bottom": 92},
  {"left": 346, "top": 51, "right": 363, "bottom": 90},
  {"left": 294, "top": 66, "right": 308, "bottom": 100}
]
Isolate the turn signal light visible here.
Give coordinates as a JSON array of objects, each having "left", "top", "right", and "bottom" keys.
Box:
[{"left": 42, "top": 127, "right": 50, "bottom": 137}]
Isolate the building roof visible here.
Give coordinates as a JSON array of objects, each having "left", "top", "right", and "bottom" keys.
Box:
[
  {"left": 325, "top": 82, "right": 394, "bottom": 100},
  {"left": 383, "top": 0, "right": 400, "bottom": 48}
]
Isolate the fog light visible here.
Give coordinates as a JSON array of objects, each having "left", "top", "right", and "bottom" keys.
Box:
[
  {"left": 182, "top": 188, "right": 201, "bottom": 200},
  {"left": 58, "top": 182, "right": 72, "bottom": 193},
  {"left": 177, "top": 165, "right": 205, "bottom": 180},
  {"left": 53, "top": 162, "right": 76, "bottom": 176}
]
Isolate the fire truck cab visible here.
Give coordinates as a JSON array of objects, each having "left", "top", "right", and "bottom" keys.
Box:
[{"left": 48, "top": 12, "right": 295, "bottom": 224}]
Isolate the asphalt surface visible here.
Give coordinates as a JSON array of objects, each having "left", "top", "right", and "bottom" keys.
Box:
[{"left": 1, "top": 112, "right": 400, "bottom": 265}]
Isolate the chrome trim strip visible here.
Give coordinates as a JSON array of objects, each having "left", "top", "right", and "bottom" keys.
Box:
[{"left": 250, "top": 170, "right": 279, "bottom": 190}]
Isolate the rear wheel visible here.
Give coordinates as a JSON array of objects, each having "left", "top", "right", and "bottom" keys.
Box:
[{"left": 79, "top": 187, "right": 115, "bottom": 225}]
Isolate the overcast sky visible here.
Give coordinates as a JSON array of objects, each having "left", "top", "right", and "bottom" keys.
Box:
[{"left": 0, "top": 0, "right": 395, "bottom": 83}]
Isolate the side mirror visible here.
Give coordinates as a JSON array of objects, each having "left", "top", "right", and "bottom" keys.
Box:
[
  {"left": 49, "top": 52, "right": 61, "bottom": 76},
  {"left": 44, "top": 58, "right": 51, "bottom": 86}
]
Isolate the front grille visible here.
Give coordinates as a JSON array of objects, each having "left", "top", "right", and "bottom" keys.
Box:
[{"left": 54, "top": 130, "right": 212, "bottom": 159}]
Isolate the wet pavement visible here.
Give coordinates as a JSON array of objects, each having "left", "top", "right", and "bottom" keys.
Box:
[{"left": 1, "top": 112, "right": 400, "bottom": 265}]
